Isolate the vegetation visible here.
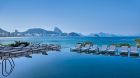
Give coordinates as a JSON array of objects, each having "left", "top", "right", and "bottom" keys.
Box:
[
  {"left": 135, "top": 38, "right": 140, "bottom": 48},
  {"left": 137, "top": 45, "right": 140, "bottom": 48},
  {"left": 81, "top": 42, "right": 93, "bottom": 46},
  {"left": 9, "top": 41, "right": 30, "bottom": 47},
  {"left": 69, "top": 32, "right": 80, "bottom": 36},
  {"left": 111, "top": 43, "right": 131, "bottom": 47},
  {"left": 135, "top": 38, "right": 140, "bottom": 44}
]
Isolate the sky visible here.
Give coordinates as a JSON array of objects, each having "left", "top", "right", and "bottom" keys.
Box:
[{"left": 0, "top": 0, "right": 140, "bottom": 35}]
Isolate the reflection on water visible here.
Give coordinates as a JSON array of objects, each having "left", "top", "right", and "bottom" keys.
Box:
[
  {"left": 1, "top": 48, "right": 140, "bottom": 78},
  {"left": 0, "top": 58, "right": 15, "bottom": 77},
  {"left": 71, "top": 50, "right": 140, "bottom": 58},
  {"left": 0, "top": 49, "right": 57, "bottom": 78}
]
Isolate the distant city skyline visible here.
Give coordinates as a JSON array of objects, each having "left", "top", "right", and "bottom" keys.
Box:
[{"left": 0, "top": 0, "right": 140, "bottom": 35}]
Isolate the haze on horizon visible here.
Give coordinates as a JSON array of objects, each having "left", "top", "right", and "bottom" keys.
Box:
[{"left": 0, "top": 0, "right": 140, "bottom": 35}]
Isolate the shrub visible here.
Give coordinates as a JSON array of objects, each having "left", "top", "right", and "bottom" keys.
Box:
[
  {"left": 111, "top": 43, "right": 131, "bottom": 47},
  {"left": 9, "top": 41, "right": 30, "bottom": 47},
  {"left": 135, "top": 38, "right": 140, "bottom": 48},
  {"left": 135, "top": 38, "right": 140, "bottom": 44},
  {"left": 137, "top": 45, "right": 140, "bottom": 48},
  {"left": 82, "top": 42, "right": 93, "bottom": 46}
]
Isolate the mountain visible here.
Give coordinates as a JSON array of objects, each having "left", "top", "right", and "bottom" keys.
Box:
[
  {"left": 77, "top": 33, "right": 84, "bottom": 36},
  {"left": 22, "top": 28, "right": 80, "bottom": 37},
  {"left": 54, "top": 27, "right": 63, "bottom": 34},
  {"left": 23, "top": 28, "right": 57, "bottom": 36},
  {"left": 0, "top": 28, "right": 9, "bottom": 33},
  {"left": 68, "top": 32, "right": 80, "bottom": 36},
  {"left": 89, "top": 32, "right": 118, "bottom": 37},
  {"left": 0, "top": 27, "right": 128, "bottom": 37},
  {"left": 24, "top": 28, "right": 47, "bottom": 34},
  {"left": 0, "top": 28, "right": 10, "bottom": 37}
]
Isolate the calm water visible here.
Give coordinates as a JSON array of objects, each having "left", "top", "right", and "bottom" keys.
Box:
[
  {"left": 0, "top": 37, "right": 140, "bottom": 78},
  {"left": 0, "top": 37, "right": 139, "bottom": 47}
]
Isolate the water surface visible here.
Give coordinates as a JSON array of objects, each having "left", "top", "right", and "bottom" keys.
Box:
[{"left": 0, "top": 37, "right": 140, "bottom": 78}]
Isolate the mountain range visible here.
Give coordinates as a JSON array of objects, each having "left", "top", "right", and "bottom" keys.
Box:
[
  {"left": 89, "top": 32, "right": 120, "bottom": 37},
  {"left": 0, "top": 27, "right": 81, "bottom": 37},
  {"left": 0, "top": 27, "right": 139, "bottom": 37}
]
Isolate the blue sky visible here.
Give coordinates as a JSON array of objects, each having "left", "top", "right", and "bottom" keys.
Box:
[{"left": 0, "top": 0, "right": 140, "bottom": 35}]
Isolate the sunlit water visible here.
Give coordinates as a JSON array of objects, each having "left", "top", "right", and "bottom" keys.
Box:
[
  {"left": 0, "top": 37, "right": 140, "bottom": 78},
  {"left": 0, "top": 37, "right": 139, "bottom": 47}
]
